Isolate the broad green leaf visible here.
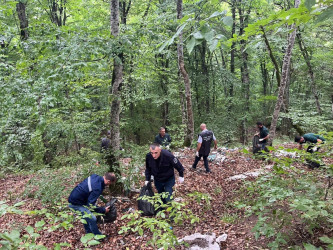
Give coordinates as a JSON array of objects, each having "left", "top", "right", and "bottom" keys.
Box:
[
  {"left": 222, "top": 16, "right": 233, "bottom": 27},
  {"left": 35, "top": 220, "right": 45, "bottom": 228},
  {"left": 186, "top": 37, "right": 196, "bottom": 54},
  {"left": 193, "top": 31, "right": 204, "bottom": 40},
  {"left": 315, "top": 6, "right": 333, "bottom": 23},
  {"left": 305, "top": 0, "right": 316, "bottom": 11},
  {"left": 88, "top": 240, "right": 101, "bottom": 245},
  {"left": 208, "top": 39, "right": 219, "bottom": 52},
  {"left": 319, "top": 236, "right": 333, "bottom": 244},
  {"left": 80, "top": 233, "right": 95, "bottom": 244}
]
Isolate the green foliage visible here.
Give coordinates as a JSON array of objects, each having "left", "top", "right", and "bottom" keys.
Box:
[
  {"left": 187, "top": 191, "right": 212, "bottom": 211},
  {"left": 23, "top": 161, "right": 108, "bottom": 205},
  {"left": 119, "top": 192, "right": 199, "bottom": 249},
  {"left": 0, "top": 201, "right": 73, "bottom": 249},
  {"left": 235, "top": 144, "right": 333, "bottom": 248}
]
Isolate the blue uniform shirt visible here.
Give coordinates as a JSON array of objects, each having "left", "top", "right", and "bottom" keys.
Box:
[{"left": 68, "top": 174, "right": 106, "bottom": 213}]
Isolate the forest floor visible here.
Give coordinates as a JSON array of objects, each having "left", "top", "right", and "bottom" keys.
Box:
[{"left": 0, "top": 143, "right": 332, "bottom": 249}]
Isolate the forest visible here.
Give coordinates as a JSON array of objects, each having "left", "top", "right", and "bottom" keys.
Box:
[{"left": 0, "top": 0, "right": 332, "bottom": 248}]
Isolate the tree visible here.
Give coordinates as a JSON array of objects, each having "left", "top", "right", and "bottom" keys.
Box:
[
  {"left": 109, "top": 0, "right": 123, "bottom": 169},
  {"left": 177, "top": 0, "right": 194, "bottom": 146},
  {"left": 269, "top": 0, "right": 301, "bottom": 143}
]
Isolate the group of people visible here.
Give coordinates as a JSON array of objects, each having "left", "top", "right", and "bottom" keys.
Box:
[{"left": 68, "top": 122, "right": 326, "bottom": 239}]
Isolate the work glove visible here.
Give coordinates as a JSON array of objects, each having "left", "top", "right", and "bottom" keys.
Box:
[
  {"left": 178, "top": 177, "right": 184, "bottom": 184},
  {"left": 195, "top": 151, "right": 199, "bottom": 157},
  {"left": 145, "top": 181, "right": 149, "bottom": 186},
  {"left": 166, "top": 145, "right": 170, "bottom": 150},
  {"left": 313, "top": 146, "right": 318, "bottom": 152},
  {"left": 259, "top": 139, "right": 264, "bottom": 142}
]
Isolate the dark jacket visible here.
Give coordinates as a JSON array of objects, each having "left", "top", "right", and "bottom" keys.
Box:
[
  {"left": 145, "top": 149, "right": 184, "bottom": 182},
  {"left": 68, "top": 174, "right": 106, "bottom": 213},
  {"left": 259, "top": 126, "right": 269, "bottom": 143},
  {"left": 199, "top": 130, "right": 214, "bottom": 156},
  {"left": 154, "top": 133, "right": 172, "bottom": 147},
  {"left": 302, "top": 133, "right": 325, "bottom": 144}
]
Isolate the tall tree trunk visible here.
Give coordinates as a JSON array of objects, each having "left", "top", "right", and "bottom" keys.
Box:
[
  {"left": 296, "top": 32, "right": 322, "bottom": 115},
  {"left": 177, "top": 0, "right": 194, "bottom": 146},
  {"left": 109, "top": 0, "right": 123, "bottom": 169},
  {"left": 16, "top": 2, "right": 29, "bottom": 40},
  {"left": 238, "top": 0, "right": 250, "bottom": 144},
  {"left": 200, "top": 43, "right": 210, "bottom": 113},
  {"left": 269, "top": 0, "right": 301, "bottom": 143},
  {"left": 229, "top": 1, "right": 236, "bottom": 97},
  {"left": 48, "top": 0, "right": 67, "bottom": 26},
  {"left": 261, "top": 26, "right": 281, "bottom": 87}
]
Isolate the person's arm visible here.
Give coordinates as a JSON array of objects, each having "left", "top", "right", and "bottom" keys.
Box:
[
  {"left": 145, "top": 155, "right": 151, "bottom": 181},
  {"left": 214, "top": 140, "right": 217, "bottom": 150},
  {"left": 88, "top": 189, "right": 106, "bottom": 214},
  {"left": 171, "top": 156, "right": 184, "bottom": 177},
  {"left": 196, "top": 142, "right": 202, "bottom": 152},
  {"left": 154, "top": 135, "right": 158, "bottom": 144}
]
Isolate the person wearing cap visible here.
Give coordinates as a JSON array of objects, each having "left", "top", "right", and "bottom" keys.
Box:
[
  {"left": 295, "top": 133, "right": 325, "bottom": 152},
  {"left": 145, "top": 143, "right": 184, "bottom": 203},
  {"left": 192, "top": 123, "right": 217, "bottom": 173},
  {"left": 68, "top": 173, "right": 116, "bottom": 236}
]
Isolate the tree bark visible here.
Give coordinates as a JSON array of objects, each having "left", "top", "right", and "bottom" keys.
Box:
[
  {"left": 16, "top": 2, "right": 29, "bottom": 40},
  {"left": 109, "top": 0, "right": 123, "bottom": 169},
  {"left": 296, "top": 32, "right": 322, "bottom": 115},
  {"left": 177, "top": 0, "right": 194, "bottom": 146},
  {"left": 269, "top": 0, "right": 301, "bottom": 143},
  {"left": 229, "top": 0, "right": 236, "bottom": 97},
  {"left": 238, "top": 0, "right": 251, "bottom": 144},
  {"left": 261, "top": 26, "right": 281, "bottom": 87}
]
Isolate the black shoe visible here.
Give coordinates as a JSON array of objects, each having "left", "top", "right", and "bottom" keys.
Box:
[
  {"left": 206, "top": 169, "right": 211, "bottom": 173},
  {"left": 192, "top": 165, "right": 196, "bottom": 170}
]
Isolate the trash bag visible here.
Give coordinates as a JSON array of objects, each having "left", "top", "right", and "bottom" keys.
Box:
[
  {"left": 138, "top": 181, "right": 155, "bottom": 216},
  {"left": 253, "top": 135, "right": 269, "bottom": 154},
  {"left": 97, "top": 198, "right": 117, "bottom": 224},
  {"left": 252, "top": 135, "right": 261, "bottom": 154}
]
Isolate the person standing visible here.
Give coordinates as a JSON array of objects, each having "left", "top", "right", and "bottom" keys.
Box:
[
  {"left": 295, "top": 133, "right": 325, "bottom": 152},
  {"left": 68, "top": 173, "right": 116, "bottom": 236},
  {"left": 145, "top": 143, "right": 184, "bottom": 203},
  {"left": 256, "top": 122, "right": 269, "bottom": 150},
  {"left": 154, "top": 127, "right": 172, "bottom": 148},
  {"left": 192, "top": 124, "right": 217, "bottom": 173}
]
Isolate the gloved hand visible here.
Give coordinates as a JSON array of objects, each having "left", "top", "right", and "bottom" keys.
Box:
[
  {"left": 178, "top": 177, "right": 184, "bottom": 184},
  {"left": 195, "top": 151, "right": 199, "bottom": 157},
  {"left": 166, "top": 145, "right": 170, "bottom": 150},
  {"left": 259, "top": 138, "right": 264, "bottom": 142},
  {"left": 145, "top": 181, "right": 149, "bottom": 186},
  {"left": 313, "top": 146, "right": 318, "bottom": 152}
]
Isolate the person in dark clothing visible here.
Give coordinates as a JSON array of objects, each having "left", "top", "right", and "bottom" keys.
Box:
[
  {"left": 192, "top": 124, "right": 217, "bottom": 173},
  {"left": 256, "top": 122, "right": 269, "bottom": 150},
  {"left": 295, "top": 133, "right": 325, "bottom": 151},
  {"left": 68, "top": 172, "right": 116, "bottom": 236},
  {"left": 145, "top": 143, "right": 184, "bottom": 203},
  {"left": 154, "top": 127, "right": 172, "bottom": 148},
  {"left": 101, "top": 130, "right": 111, "bottom": 152}
]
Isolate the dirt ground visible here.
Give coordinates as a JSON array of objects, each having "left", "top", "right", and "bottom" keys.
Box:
[{"left": 0, "top": 143, "right": 331, "bottom": 249}]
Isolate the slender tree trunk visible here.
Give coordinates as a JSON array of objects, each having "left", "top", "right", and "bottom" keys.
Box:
[
  {"left": 229, "top": 1, "right": 236, "bottom": 97},
  {"left": 269, "top": 0, "right": 301, "bottom": 143},
  {"left": 261, "top": 26, "right": 281, "bottom": 87},
  {"left": 16, "top": 2, "right": 29, "bottom": 40},
  {"left": 200, "top": 43, "right": 210, "bottom": 113},
  {"left": 296, "top": 32, "right": 322, "bottom": 115},
  {"left": 177, "top": 0, "right": 194, "bottom": 146},
  {"left": 238, "top": 0, "right": 250, "bottom": 144},
  {"left": 109, "top": 0, "right": 123, "bottom": 169}
]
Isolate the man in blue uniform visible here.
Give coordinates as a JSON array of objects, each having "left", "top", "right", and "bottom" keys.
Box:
[
  {"left": 68, "top": 172, "right": 116, "bottom": 236},
  {"left": 192, "top": 124, "right": 217, "bottom": 173},
  {"left": 145, "top": 143, "right": 184, "bottom": 203},
  {"left": 295, "top": 133, "right": 325, "bottom": 152},
  {"left": 154, "top": 127, "right": 172, "bottom": 148},
  {"left": 256, "top": 122, "right": 269, "bottom": 150}
]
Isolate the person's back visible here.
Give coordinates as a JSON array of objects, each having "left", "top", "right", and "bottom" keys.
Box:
[
  {"left": 303, "top": 133, "right": 325, "bottom": 144},
  {"left": 198, "top": 130, "right": 214, "bottom": 156}
]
